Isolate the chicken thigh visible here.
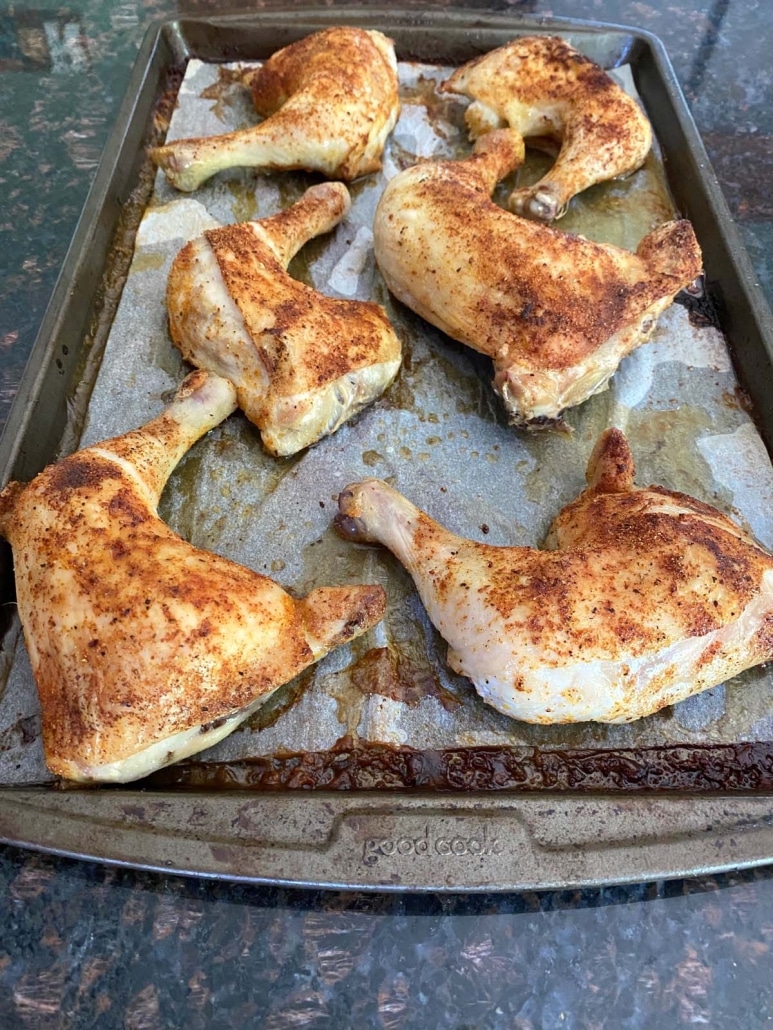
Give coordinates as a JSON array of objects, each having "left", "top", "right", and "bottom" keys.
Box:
[
  {"left": 167, "top": 182, "right": 402, "bottom": 456},
  {"left": 373, "top": 130, "right": 701, "bottom": 428},
  {"left": 336, "top": 428, "right": 773, "bottom": 724},
  {"left": 441, "top": 35, "right": 652, "bottom": 221},
  {"left": 0, "top": 371, "right": 385, "bottom": 783},
  {"left": 151, "top": 27, "right": 400, "bottom": 192}
]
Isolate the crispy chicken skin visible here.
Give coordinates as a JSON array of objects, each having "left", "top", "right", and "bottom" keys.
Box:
[
  {"left": 441, "top": 35, "right": 653, "bottom": 221},
  {"left": 336, "top": 428, "right": 773, "bottom": 724},
  {"left": 167, "top": 182, "right": 402, "bottom": 456},
  {"left": 150, "top": 27, "right": 400, "bottom": 192},
  {"left": 373, "top": 130, "right": 702, "bottom": 428},
  {"left": 0, "top": 371, "right": 385, "bottom": 783}
]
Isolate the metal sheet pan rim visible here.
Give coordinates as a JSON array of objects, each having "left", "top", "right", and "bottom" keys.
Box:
[{"left": 4, "top": 787, "right": 773, "bottom": 893}]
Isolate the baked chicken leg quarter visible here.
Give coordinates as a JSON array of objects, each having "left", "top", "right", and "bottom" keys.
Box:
[
  {"left": 373, "top": 130, "right": 702, "bottom": 427},
  {"left": 441, "top": 35, "right": 653, "bottom": 220},
  {"left": 151, "top": 27, "right": 400, "bottom": 192},
  {"left": 336, "top": 429, "right": 773, "bottom": 724},
  {"left": 0, "top": 371, "right": 385, "bottom": 782},
  {"left": 167, "top": 182, "right": 402, "bottom": 456}
]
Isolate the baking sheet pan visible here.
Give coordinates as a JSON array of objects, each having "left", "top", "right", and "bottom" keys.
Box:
[{"left": 2, "top": 8, "right": 773, "bottom": 891}]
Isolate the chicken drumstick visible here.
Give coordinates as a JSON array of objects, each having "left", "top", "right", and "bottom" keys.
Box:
[
  {"left": 336, "top": 428, "right": 773, "bottom": 724},
  {"left": 0, "top": 371, "right": 385, "bottom": 782},
  {"left": 441, "top": 35, "right": 652, "bottom": 221},
  {"left": 151, "top": 27, "right": 400, "bottom": 192},
  {"left": 373, "top": 129, "right": 701, "bottom": 428},
  {"left": 167, "top": 182, "right": 402, "bottom": 456}
]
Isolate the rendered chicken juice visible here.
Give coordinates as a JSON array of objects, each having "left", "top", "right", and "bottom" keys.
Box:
[{"left": 0, "top": 48, "right": 772, "bottom": 786}]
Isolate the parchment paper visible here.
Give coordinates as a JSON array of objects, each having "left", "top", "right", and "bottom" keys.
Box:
[{"left": 2, "top": 57, "right": 773, "bottom": 784}]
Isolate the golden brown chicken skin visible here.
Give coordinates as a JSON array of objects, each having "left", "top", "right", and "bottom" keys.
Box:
[
  {"left": 151, "top": 27, "right": 400, "bottom": 192},
  {"left": 441, "top": 35, "right": 653, "bottom": 220},
  {"left": 0, "top": 371, "right": 386, "bottom": 783},
  {"left": 373, "top": 130, "right": 702, "bottom": 427},
  {"left": 167, "top": 182, "right": 402, "bottom": 456}
]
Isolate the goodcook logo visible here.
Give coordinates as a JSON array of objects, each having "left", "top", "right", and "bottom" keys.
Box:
[{"left": 362, "top": 825, "right": 503, "bottom": 865}]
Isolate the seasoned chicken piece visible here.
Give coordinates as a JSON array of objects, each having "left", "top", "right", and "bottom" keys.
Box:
[
  {"left": 373, "top": 130, "right": 701, "bottom": 428},
  {"left": 336, "top": 428, "right": 773, "bottom": 724},
  {"left": 0, "top": 371, "right": 385, "bottom": 783},
  {"left": 150, "top": 27, "right": 400, "bottom": 192},
  {"left": 167, "top": 182, "right": 402, "bottom": 456},
  {"left": 441, "top": 35, "right": 653, "bottom": 221}
]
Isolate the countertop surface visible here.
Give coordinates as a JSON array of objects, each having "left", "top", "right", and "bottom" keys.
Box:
[{"left": 2, "top": 0, "right": 773, "bottom": 1025}]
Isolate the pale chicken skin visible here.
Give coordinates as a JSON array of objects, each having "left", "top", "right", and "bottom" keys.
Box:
[
  {"left": 0, "top": 371, "right": 385, "bottom": 783},
  {"left": 167, "top": 182, "right": 402, "bottom": 456},
  {"left": 336, "top": 429, "right": 773, "bottom": 724},
  {"left": 373, "top": 130, "right": 702, "bottom": 428},
  {"left": 441, "top": 35, "right": 653, "bottom": 221},
  {"left": 151, "top": 27, "right": 400, "bottom": 192}
]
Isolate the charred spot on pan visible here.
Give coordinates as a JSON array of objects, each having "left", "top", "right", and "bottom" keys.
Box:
[
  {"left": 673, "top": 276, "right": 721, "bottom": 330},
  {"left": 349, "top": 646, "right": 462, "bottom": 712}
]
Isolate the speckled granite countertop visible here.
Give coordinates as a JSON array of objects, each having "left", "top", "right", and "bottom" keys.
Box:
[{"left": 1, "top": 0, "right": 773, "bottom": 1024}]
